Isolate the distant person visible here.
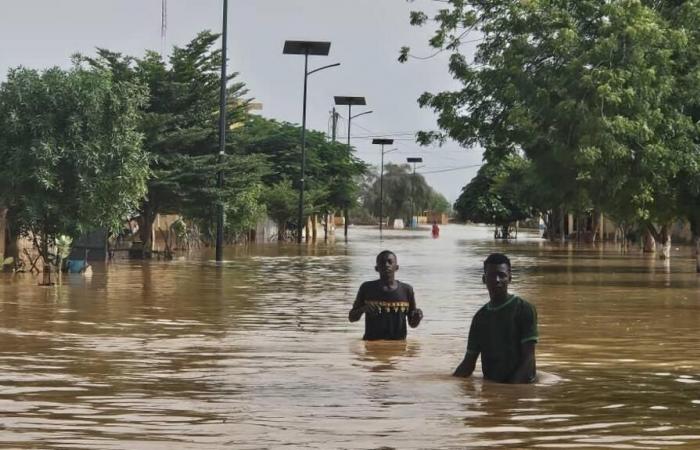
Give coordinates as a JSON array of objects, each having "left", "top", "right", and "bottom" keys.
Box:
[
  {"left": 349, "top": 250, "right": 423, "bottom": 340},
  {"left": 432, "top": 221, "right": 440, "bottom": 238},
  {"left": 453, "top": 253, "right": 538, "bottom": 383}
]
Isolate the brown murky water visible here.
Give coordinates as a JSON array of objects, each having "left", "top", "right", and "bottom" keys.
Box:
[{"left": 1, "top": 224, "right": 700, "bottom": 449}]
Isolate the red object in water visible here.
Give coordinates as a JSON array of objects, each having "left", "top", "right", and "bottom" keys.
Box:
[{"left": 432, "top": 223, "right": 440, "bottom": 238}]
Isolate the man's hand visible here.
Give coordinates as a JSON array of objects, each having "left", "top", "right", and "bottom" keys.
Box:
[
  {"left": 408, "top": 308, "right": 423, "bottom": 328},
  {"left": 453, "top": 352, "right": 477, "bottom": 378}
]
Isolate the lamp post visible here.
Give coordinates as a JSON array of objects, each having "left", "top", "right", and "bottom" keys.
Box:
[
  {"left": 215, "top": 0, "right": 229, "bottom": 262},
  {"left": 372, "top": 138, "right": 394, "bottom": 236},
  {"left": 406, "top": 157, "right": 423, "bottom": 229},
  {"left": 334, "top": 96, "right": 372, "bottom": 238},
  {"left": 283, "top": 40, "right": 340, "bottom": 243}
]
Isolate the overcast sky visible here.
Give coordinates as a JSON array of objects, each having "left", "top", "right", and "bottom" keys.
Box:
[{"left": 0, "top": 0, "right": 483, "bottom": 203}]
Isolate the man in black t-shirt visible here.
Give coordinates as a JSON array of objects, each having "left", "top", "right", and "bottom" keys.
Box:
[
  {"left": 453, "top": 253, "right": 539, "bottom": 383},
  {"left": 349, "top": 250, "right": 423, "bottom": 340}
]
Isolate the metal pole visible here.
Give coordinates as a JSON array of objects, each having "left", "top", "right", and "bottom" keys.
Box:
[
  {"left": 297, "top": 51, "right": 309, "bottom": 244},
  {"left": 331, "top": 107, "right": 337, "bottom": 142},
  {"left": 215, "top": 0, "right": 228, "bottom": 262},
  {"left": 344, "top": 104, "right": 352, "bottom": 238},
  {"left": 379, "top": 143, "right": 385, "bottom": 236},
  {"left": 330, "top": 107, "right": 338, "bottom": 242},
  {"left": 411, "top": 162, "right": 416, "bottom": 228}
]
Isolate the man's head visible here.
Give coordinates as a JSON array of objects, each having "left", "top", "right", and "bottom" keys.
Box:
[
  {"left": 375, "top": 250, "right": 399, "bottom": 280},
  {"left": 483, "top": 253, "right": 511, "bottom": 300}
]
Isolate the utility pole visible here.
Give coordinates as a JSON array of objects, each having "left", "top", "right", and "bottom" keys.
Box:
[
  {"left": 326, "top": 107, "right": 339, "bottom": 241},
  {"left": 331, "top": 107, "right": 338, "bottom": 142},
  {"left": 372, "top": 139, "right": 393, "bottom": 238},
  {"left": 283, "top": 41, "right": 339, "bottom": 244},
  {"left": 215, "top": 0, "right": 228, "bottom": 262},
  {"left": 406, "top": 157, "right": 423, "bottom": 229},
  {"left": 333, "top": 96, "right": 371, "bottom": 239}
]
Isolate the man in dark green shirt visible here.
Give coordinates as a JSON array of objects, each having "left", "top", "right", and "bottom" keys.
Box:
[
  {"left": 349, "top": 250, "right": 423, "bottom": 340},
  {"left": 453, "top": 253, "right": 538, "bottom": 383}
]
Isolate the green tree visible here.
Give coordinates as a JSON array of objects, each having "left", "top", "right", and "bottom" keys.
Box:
[
  {"left": 0, "top": 66, "right": 148, "bottom": 282},
  {"left": 454, "top": 156, "right": 532, "bottom": 237},
  {"left": 263, "top": 179, "right": 298, "bottom": 240},
  {"left": 659, "top": 2, "right": 700, "bottom": 268},
  {"left": 402, "top": 0, "right": 700, "bottom": 258},
  {"left": 233, "top": 115, "right": 366, "bottom": 239},
  {"left": 360, "top": 163, "right": 451, "bottom": 226},
  {"left": 81, "top": 31, "right": 258, "bottom": 253}
]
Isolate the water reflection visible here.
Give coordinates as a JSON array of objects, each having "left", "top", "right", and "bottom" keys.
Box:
[{"left": 0, "top": 225, "right": 699, "bottom": 448}]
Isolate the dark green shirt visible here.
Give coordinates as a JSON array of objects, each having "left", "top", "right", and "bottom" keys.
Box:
[
  {"left": 352, "top": 280, "right": 417, "bottom": 340},
  {"left": 466, "top": 295, "right": 538, "bottom": 382}
]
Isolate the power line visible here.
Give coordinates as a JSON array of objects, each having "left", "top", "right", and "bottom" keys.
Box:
[{"left": 418, "top": 164, "right": 482, "bottom": 175}]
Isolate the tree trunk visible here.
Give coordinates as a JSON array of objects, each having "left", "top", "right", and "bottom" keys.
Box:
[
  {"left": 138, "top": 204, "right": 157, "bottom": 258},
  {"left": 312, "top": 215, "right": 318, "bottom": 241},
  {"left": 647, "top": 223, "right": 671, "bottom": 260},
  {"left": 576, "top": 214, "right": 582, "bottom": 243},
  {"left": 277, "top": 222, "right": 286, "bottom": 242},
  {"left": 546, "top": 211, "right": 556, "bottom": 241},
  {"left": 560, "top": 206, "right": 565, "bottom": 243},
  {"left": 5, "top": 224, "right": 19, "bottom": 264},
  {"left": 40, "top": 232, "right": 53, "bottom": 286},
  {"left": 618, "top": 225, "right": 627, "bottom": 249},
  {"left": 643, "top": 229, "right": 656, "bottom": 253},
  {"left": 690, "top": 217, "right": 700, "bottom": 273},
  {"left": 590, "top": 212, "right": 600, "bottom": 243},
  {"left": 305, "top": 216, "right": 310, "bottom": 242},
  {"left": 0, "top": 207, "right": 6, "bottom": 260},
  {"left": 344, "top": 209, "right": 349, "bottom": 238},
  {"left": 323, "top": 213, "right": 329, "bottom": 241},
  {"left": 659, "top": 226, "right": 671, "bottom": 260},
  {"left": 501, "top": 225, "right": 509, "bottom": 239}
]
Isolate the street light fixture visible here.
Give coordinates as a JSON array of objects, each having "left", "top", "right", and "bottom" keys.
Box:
[
  {"left": 283, "top": 40, "right": 340, "bottom": 243},
  {"left": 334, "top": 96, "right": 372, "bottom": 238},
  {"left": 407, "top": 157, "right": 423, "bottom": 229},
  {"left": 373, "top": 138, "right": 394, "bottom": 235},
  {"left": 215, "top": 0, "right": 229, "bottom": 262}
]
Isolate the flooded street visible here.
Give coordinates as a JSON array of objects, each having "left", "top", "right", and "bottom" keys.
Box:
[{"left": 1, "top": 224, "right": 700, "bottom": 449}]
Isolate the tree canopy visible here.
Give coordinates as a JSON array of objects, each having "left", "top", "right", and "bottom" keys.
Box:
[
  {"left": 80, "top": 30, "right": 264, "bottom": 249},
  {"left": 0, "top": 65, "right": 149, "bottom": 272},
  {"left": 454, "top": 155, "right": 531, "bottom": 227},
  {"left": 359, "top": 163, "right": 451, "bottom": 224},
  {"left": 403, "top": 0, "right": 700, "bottom": 257}
]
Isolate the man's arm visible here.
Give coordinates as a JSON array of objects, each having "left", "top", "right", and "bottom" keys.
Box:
[
  {"left": 349, "top": 285, "right": 379, "bottom": 322},
  {"left": 510, "top": 301, "right": 538, "bottom": 383},
  {"left": 407, "top": 286, "right": 422, "bottom": 328},
  {"left": 453, "top": 351, "right": 478, "bottom": 378},
  {"left": 349, "top": 297, "right": 366, "bottom": 322},
  {"left": 509, "top": 341, "right": 536, "bottom": 383}
]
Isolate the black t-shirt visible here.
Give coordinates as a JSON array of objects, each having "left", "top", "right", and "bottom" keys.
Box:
[
  {"left": 352, "top": 280, "right": 417, "bottom": 340},
  {"left": 466, "top": 295, "right": 538, "bottom": 382}
]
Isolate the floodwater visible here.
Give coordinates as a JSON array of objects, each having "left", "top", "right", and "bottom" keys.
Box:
[{"left": 1, "top": 225, "right": 700, "bottom": 449}]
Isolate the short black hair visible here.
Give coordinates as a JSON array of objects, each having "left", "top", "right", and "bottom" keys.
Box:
[
  {"left": 376, "top": 250, "right": 397, "bottom": 264},
  {"left": 483, "top": 253, "right": 511, "bottom": 270}
]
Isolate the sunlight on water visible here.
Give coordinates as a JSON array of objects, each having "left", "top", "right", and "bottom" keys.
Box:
[{"left": 1, "top": 224, "right": 700, "bottom": 448}]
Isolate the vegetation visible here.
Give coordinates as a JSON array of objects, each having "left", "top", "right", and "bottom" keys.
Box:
[
  {"left": 358, "top": 163, "right": 451, "bottom": 226},
  {"left": 0, "top": 30, "right": 371, "bottom": 276},
  {"left": 0, "top": 65, "right": 148, "bottom": 282},
  {"left": 402, "top": 0, "right": 700, "bottom": 262},
  {"left": 454, "top": 155, "right": 531, "bottom": 237},
  {"left": 232, "top": 115, "right": 367, "bottom": 239},
  {"left": 80, "top": 31, "right": 263, "bottom": 252}
]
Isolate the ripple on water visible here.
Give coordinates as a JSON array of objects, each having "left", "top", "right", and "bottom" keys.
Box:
[{"left": 2, "top": 225, "right": 700, "bottom": 448}]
